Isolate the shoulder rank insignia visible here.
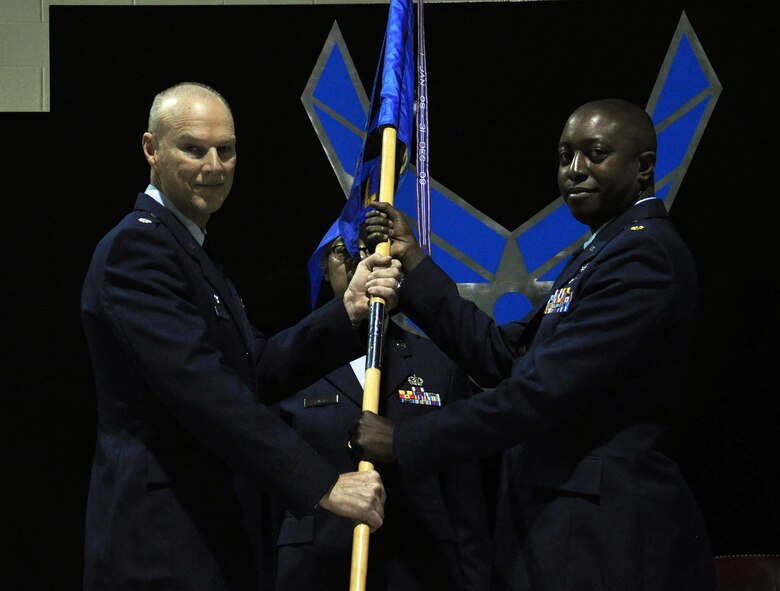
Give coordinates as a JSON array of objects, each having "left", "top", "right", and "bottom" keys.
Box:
[
  {"left": 544, "top": 286, "right": 573, "bottom": 314},
  {"left": 399, "top": 386, "right": 441, "bottom": 406},
  {"left": 630, "top": 225, "right": 645, "bottom": 231},
  {"left": 137, "top": 217, "right": 152, "bottom": 224}
]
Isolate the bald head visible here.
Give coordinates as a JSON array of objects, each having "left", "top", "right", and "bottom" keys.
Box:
[
  {"left": 142, "top": 82, "right": 237, "bottom": 229},
  {"left": 557, "top": 98, "right": 658, "bottom": 231},
  {"left": 569, "top": 99, "right": 656, "bottom": 154},
  {"left": 148, "top": 82, "right": 232, "bottom": 137}
]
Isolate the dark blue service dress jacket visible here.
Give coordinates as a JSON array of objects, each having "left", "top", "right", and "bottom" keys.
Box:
[
  {"left": 80, "top": 193, "right": 366, "bottom": 590},
  {"left": 268, "top": 320, "right": 492, "bottom": 591},
  {"left": 392, "top": 199, "right": 715, "bottom": 591}
]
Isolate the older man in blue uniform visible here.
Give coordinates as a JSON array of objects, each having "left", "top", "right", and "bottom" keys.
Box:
[
  {"left": 351, "top": 99, "right": 715, "bottom": 590},
  {"left": 80, "top": 82, "right": 400, "bottom": 590}
]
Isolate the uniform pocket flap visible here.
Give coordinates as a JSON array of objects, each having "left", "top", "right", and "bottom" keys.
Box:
[
  {"left": 399, "top": 510, "right": 456, "bottom": 542},
  {"left": 431, "top": 514, "right": 456, "bottom": 542},
  {"left": 146, "top": 452, "right": 169, "bottom": 484},
  {"left": 527, "top": 453, "right": 602, "bottom": 496},
  {"left": 277, "top": 514, "right": 314, "bottom": 546}
]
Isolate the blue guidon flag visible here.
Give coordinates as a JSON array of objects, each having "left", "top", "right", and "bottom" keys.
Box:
[{"left": 337, "top": 0, "right": 416, "bottom": 259}]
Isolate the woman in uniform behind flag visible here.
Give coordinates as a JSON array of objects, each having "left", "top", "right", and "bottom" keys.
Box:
[{"left": 262, "top": 226, "right": 492, "bottom": 591}]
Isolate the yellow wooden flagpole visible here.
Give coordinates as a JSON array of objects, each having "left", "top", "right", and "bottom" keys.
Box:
[{"left": 349, "top": 126, "right": 398, "bottom": 591}]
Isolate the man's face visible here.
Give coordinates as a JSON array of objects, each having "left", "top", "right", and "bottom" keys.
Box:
[
  {"left": 144, "top": 96, "right": 236, "bottom": 228},
  {"left": 557, "top": 107, "right": 644, "bottom": 231},
  {"left": 324, "top": 238, "right": 368, "bottom": 299}
]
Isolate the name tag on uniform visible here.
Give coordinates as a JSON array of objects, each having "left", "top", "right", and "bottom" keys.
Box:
[
  {"left": 304, "top": 394, "right": 339, "bottom": 408},
  {"left": 398, "top": 386, "right": 441, "bottom": 406},
  {"left": 544, "top": 287, "right": 573, "bottom": 314}
]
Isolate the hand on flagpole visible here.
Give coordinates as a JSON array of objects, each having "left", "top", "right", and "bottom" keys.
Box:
[
  {"left": 364, "top": 202, "right": 426, "bottom": 273},
  {"left": 348, "top": 411, "right": 397, "bottom": 463},
  {"left": 318, "top": 470, "right": 386, "bottom": 532},
  {"left": 343, "top": 252, "right": 402, "bottom": 323}
]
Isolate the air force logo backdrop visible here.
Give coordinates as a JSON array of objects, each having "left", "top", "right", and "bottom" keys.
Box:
[{"left": 302, "top": 12, "right": 721, "bottom": 324}]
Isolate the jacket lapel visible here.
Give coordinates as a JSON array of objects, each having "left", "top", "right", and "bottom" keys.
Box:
[
  {"left": 324, "top": 363, "right": 364, "bottom": 407},
  {"left": 549, "top": 199, "right": 669, "bottom": 293},
  {"left": 520, "top": 199, "right": 668, "bottom": 332},
  {"left": 322, "top": 321, "right": 417, "bottom": 408},
  {"left": 133, "top": 194, "right": 254, "bottom": 349},
  {"left": 380, "top": 322, "right": 417, "bottom": 400}
]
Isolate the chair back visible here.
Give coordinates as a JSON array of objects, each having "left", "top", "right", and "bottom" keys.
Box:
[{"left": 715, "top": 555, "right": 780, "bottom": 591}]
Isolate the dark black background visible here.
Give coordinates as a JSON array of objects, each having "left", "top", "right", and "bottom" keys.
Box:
[{"left": 2, "top": 1, "right": 776, "bottom": 588}]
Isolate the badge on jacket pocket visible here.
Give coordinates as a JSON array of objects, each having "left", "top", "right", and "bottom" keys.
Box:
[{"left": 213, "top": 293, "right": 230, "bottom": 320}]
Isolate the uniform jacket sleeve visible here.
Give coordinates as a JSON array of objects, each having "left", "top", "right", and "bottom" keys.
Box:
[
  {"left": 398, "top": 256, "right": 529, "bottom": 387},
  {"left": 394, "top": 211, "right": 693, "bottom": 479},
  {"left": 90, "top": 218, "right": 343, "bottom": 514}
]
